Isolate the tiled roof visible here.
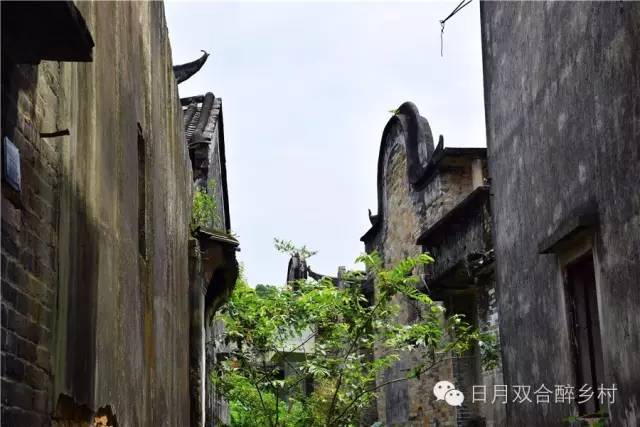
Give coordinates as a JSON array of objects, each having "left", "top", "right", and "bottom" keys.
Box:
[
  {"left": 181, "top": 93, "right": 222, "bottom": 145},
  {"left": 180, "top": 92, "right": 232, "bottom": 233}
]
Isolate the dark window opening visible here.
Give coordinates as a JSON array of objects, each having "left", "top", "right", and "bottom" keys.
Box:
[
  {"left": 565, "top": 252, "right": 604, "bottom": 415},
  {"left": 137, "top": 124, "right": 146, "bottom": 257},
  {"left": 444, "top": 292, "right": 478, "bottom": 354}
]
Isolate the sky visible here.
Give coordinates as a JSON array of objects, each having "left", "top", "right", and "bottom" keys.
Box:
[{"left": 165, "top": 0, "right": 485, "bottom": 286}]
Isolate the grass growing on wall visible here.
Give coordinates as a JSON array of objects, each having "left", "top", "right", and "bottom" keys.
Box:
[{"left": 191, "top": 179, "right": 222, "bottom": 232}]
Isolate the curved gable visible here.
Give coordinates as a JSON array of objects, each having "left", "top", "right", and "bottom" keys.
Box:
[{"left": 362, "top": 102, "right": 435, "bottom": 243}]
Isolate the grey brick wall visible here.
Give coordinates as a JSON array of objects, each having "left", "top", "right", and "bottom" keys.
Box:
[
  {"left": 2, "top": 2, "right": 193, "bottom": 426},
  {"left": 2, "top": 61, "right": 61, "bottom": 425}
]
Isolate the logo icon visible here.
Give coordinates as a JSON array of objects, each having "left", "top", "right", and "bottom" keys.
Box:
[{"left": 433, "top": 380, "right": 465, "bottom": 407}]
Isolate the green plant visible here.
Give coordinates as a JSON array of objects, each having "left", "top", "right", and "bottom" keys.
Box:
[
  {"left": 273, "top": 238, "right": 318, "bottom": 259},
  {"left": 478, "top": 331, "right": 500, "bottom": 371},
  {"left": 191, "top": 179, "right": 221, "bottom": 232},
  {"left": 212, "top": 250, "right": 486, "bottom": 426},
  {"left": 564, "top": 409, "right": 609, "bottom": 427}
]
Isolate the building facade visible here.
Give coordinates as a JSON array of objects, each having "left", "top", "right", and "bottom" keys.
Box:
[
  {"left": 179, "top": 87, "right": 239, "bottom": 427},
  {"left": 1, "top": 2, "right": 238, "bottom": 426},
  {"left": 361, "top": 102, "right": 503, "bottom": 426},
  {"left": 481, "top": 2, "right": 640, "bottom": 426}
]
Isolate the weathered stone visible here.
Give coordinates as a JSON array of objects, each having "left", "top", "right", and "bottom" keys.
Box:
[
  {"left": 2, "top": 2, "right": 193, "bottom": 425},
  {"left": 481, "top": 2, "right": 640, "bottom": 425},
  {"left": 362, "top": 103, "right": 503, "bottom": 426}
]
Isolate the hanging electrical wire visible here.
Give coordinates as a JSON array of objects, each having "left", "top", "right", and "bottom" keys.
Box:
[{"left": 439, "top": 0, "right": 473, "bottom": 57}]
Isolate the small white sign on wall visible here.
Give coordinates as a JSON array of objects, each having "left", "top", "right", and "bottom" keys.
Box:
[{"left": 3, "top": 136, "right": 21, "bottom": 192}]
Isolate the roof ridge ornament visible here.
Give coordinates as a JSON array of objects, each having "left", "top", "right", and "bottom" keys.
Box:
[{"left": 173, "top": 50, "right": 210, "bottom": 84}]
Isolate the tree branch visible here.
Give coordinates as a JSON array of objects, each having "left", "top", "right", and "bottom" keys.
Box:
[
  {"left": 330, "top": 357, "right": 446, "bottom": 426},
  {"left": 326, "top": 297, "right": 384, "bottom": 423},
  {"left": 251, "top": 366, "right": 274, "bottom": 427}
]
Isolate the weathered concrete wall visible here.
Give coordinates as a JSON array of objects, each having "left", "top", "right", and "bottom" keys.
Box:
[
  {"left": 2, "top": 1, "right": 192, "bottom": 425},
  {"left": 481, "top": 2, "right": 640, "bottom": 425}
]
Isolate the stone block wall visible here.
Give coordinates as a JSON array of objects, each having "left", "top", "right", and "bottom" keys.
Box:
[
  {"left": 364, "top": 109, "right": 486, "bottom": 426},
  {"left": 361, "top": 100, "right": 506, "bottom": 426}
]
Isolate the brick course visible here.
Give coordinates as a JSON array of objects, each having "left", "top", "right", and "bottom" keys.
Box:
[
  {"left": 3, "top": 3, "right": 193, "bottom": 425},
  {"left": 2, "top": 59, "right": 60, "bottom": 423}
]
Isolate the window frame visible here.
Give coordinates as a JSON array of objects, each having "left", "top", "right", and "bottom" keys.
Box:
[{"left": 558, "top": 234, "right": 606, "bottom": 416}]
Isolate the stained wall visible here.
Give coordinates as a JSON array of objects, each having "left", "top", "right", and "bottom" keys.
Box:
[
  {"left": 2, "top": 2, "right": 192, "bottom": 425},
  {"left": 481, "top": 2, "right": 640, "bottom": 425},
  {"left": 362, "top": 103, "right": 498, "bottom": 426}
]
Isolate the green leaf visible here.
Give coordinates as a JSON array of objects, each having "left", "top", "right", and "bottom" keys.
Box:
[{"left": 211, "top": 245, "right": 483, "bottom": 426}]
